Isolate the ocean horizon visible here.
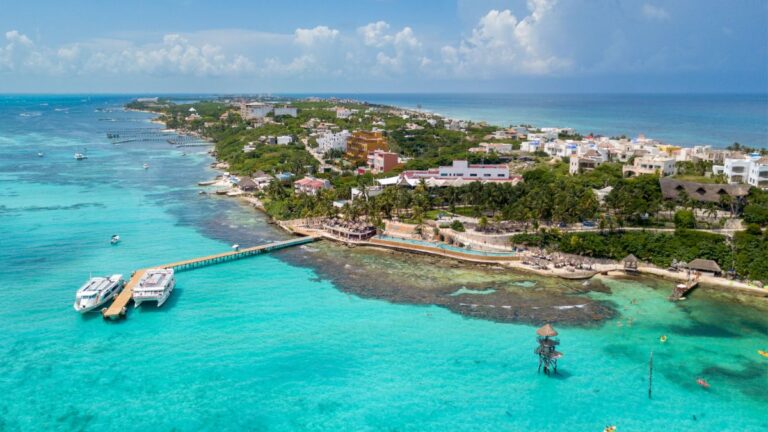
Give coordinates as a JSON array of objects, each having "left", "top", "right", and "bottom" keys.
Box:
[{"left": 3, "top": 92, "right": 766, "bottom": 149}]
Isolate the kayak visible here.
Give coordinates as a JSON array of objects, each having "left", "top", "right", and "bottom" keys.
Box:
[
  {"left": 697, "top": 378, "right": 710, "bottom": 389},
  {"left": 759, "top": 350, "right": 768, "bottom": 358}
]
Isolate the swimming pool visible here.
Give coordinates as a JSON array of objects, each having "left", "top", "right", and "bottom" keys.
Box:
[{"left": 376, "top": 235, "right": 517, "bottom": 257}]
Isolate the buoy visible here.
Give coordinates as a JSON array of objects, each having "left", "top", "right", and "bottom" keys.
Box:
[{"left": 660, "top": 335, "right": 668, "bottom": 343}]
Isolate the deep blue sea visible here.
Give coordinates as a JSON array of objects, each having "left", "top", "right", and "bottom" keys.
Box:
[
  {"left": 1, "top": 95, "right": 767, "bottom": 431},
  {"left": 311, "top": 93, "right": 768, "bottom": 149}
]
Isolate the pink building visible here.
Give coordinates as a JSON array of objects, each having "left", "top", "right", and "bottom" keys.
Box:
[
  {"left": 367, "top": 150, "right": 401, "bottom": 173},
  {"left": 294, "top": 176, "right": 332, "bottom": 196}
]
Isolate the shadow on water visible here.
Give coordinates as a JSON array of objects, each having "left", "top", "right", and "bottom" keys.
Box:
[{"left": 548, "top": 369, "right": 573, "bottom": 380}]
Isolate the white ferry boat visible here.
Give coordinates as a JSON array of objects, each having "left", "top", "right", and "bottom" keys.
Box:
[
  {"left": 132, "top": 268, "right": 175, "bottom": 308},
  {"left": 73, "top": 274, "right": 124, "bottom": 313}
]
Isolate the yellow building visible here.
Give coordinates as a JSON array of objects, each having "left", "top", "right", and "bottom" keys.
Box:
[{"left": 345, "top": 130, "right": 389, "bottom": 162}]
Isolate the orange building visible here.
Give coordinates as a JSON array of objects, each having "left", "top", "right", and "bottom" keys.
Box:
[{"left": 346, "top": 130, "right": 388, "bottom": 162}]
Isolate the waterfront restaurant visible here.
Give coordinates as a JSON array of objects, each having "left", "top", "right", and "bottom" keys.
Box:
[{"left": 323, "top": 218, "right": 377, "bottom": 241}]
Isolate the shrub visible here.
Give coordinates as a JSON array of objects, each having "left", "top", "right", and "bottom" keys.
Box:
[
  {"left": 451, "top": 220, "right": 465, "bottom": 232},
  {"left": 674, "top": 209, "right": 696, "bottom": 229}
]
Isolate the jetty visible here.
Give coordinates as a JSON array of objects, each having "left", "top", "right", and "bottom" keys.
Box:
[
  {"left": 101, "top": 236, "right": 319, "bottom": 320},
  {"left": 669, "top": 275, "right": 700, "bottom": 301}
]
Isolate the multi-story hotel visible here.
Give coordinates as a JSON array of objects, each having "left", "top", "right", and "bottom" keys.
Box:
[{"left": 345, "top": 130, "right": 389, "bottom": 162}]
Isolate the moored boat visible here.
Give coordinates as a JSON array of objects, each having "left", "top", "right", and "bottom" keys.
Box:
[
  {"left": 132, "top": 268, "right": 175, "bottom": 308},
  {"left": 74, "top": 274, "right": 124, "bottom": 313}
]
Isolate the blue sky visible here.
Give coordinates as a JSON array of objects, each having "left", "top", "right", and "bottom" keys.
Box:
[{"left": 0, "top": 0, "right": 766, "bottom": 93}]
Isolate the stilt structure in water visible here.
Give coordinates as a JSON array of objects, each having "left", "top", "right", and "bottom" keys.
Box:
[{"left": 535, "top": 323, "right": 562, "bottom": 376}]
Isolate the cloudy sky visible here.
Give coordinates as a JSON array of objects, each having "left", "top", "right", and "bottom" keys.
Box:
[{"left": 1, "top": 0, "right": 766, "bottom": 93}]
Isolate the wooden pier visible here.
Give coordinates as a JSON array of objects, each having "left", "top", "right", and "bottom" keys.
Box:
[
  {"left": 669, "top": 275, "right": 700, "bottom": 301},
  {"left": 101, "top": 236, "right": 319, "bottom": 320}
]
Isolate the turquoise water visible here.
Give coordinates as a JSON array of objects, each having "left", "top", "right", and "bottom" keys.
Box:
[
  {"left": 314, "top": 93, "right": 768, "bottom": 149},
  {"left": 1, "top": 96, "right": 767, "bottom": 431},
  {"left": 377, "top": 235, "right": 517, "bottom": 257}
]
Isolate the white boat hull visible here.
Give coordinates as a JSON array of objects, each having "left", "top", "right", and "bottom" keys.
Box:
[{"left": 73, "top": 276, "right": 124, "bottom": 313}]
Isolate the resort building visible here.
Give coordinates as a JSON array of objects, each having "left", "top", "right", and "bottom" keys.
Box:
[
  {"left": 367, "top": 150, "right": 401, "bottom": 174},
  {"left": 714, "top": 156, "right": 768, "bottom": 189},
  {"left": 240, "top": 102, "right": 275, "bottom": 120},
  {"left": 346, "top": 130, "right": 389, "bottom": 162},
  {"left": 569, "top": 150, "right": 606, "bottom": 175},
  {"left": 336, "top": 107, "right": 353, "bottom": 119},
  {"left": 273, "top": 106, "right": 298, "bottom": 117},
  {"left": 622, "top": 155, "right": 677, "bottom": 177},
  {"left": 293, "top": 176, "right": 332, "bottom": 196},
  {"left": 316, "top": 130, "right": 351, "bottom": 155},
  {"left": 469, "top": 142, "right": 515, "bottom": 155},
  {"left": 377, "top": 160, "right": 517, "bottom": 188}
]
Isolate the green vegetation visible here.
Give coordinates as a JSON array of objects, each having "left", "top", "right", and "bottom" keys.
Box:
[
  {"left": 512, "top": 229, "right": 732, "bottom": 269},
  {"left": 674, "top": 209, "right": 696, "bottom": 229}
]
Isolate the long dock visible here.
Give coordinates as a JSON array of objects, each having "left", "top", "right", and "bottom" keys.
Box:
[{"left": 102, "top": 236, "right": 319, "bottom": 320}]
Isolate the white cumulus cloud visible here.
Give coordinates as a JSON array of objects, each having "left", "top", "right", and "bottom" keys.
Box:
[
  {"left": 294, "top": 26, "right": 339, "bottom": 46},
  {"left": 439, "top": 1, "right": 569, "bottom": 76}
]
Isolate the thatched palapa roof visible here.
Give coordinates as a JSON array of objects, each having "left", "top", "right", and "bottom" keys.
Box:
[
  {"left": 660, "top": 178, "right": 749, "bottom": 203},
  {"left": 688, "top": 259, "right": 722, "bottom": 273},
  {"left": 622, "top": 254, "right": 638, "bottom": 264},
  {"left": 536, "top": 323, "right": 558, "bottom": 337}
]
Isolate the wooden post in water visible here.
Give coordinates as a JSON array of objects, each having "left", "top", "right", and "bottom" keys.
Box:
[{"left": 648, "top": 350, "right": 654, "bottom": 399}]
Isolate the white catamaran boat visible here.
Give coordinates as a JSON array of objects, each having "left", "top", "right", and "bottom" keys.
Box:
[
  {"left": 73, "top": 274, "right": 125, "bottom": 313},
  {"left": 132, "top": 268, "right": 175, "bottom": 308}
]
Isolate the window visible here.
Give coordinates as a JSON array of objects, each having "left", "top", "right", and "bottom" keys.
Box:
[
  {"left": 483, "top": 173, "right": 490, "bottom": 177},
  {"left": 470, "top": 173, "right": 477, "bottom": 177}
]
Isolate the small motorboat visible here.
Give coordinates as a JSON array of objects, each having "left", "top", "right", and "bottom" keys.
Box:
[
  {"left": 696, "top": 378, "right": 710, "bottom": 389},
  {"left": 74, "top": 152, "right": 87, "bottom": 160},
  {"left": 143, "top": 163, "right": 150, "bottom": 169},
  {"left": 37, "top": 152, "right": 44, "bottom": 157},
  {"left": 231, "top": 244, "right": 240, "bottom": 252},
  {"left": 110, "top": 234, "right": 121, "bottom": 245}
]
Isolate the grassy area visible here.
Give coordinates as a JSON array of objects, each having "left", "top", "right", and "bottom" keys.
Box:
[{"left": 673, "top": 175, "right": 720, "bottom": 184}]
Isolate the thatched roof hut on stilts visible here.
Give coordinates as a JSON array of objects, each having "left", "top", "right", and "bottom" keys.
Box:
[{"left": 535, "top": 324, "right": 563, "bottom": 376}]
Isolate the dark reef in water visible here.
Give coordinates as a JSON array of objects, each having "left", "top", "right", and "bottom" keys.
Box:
[{"left": 277, "top": 242, "right": 618, "bottom": 326}]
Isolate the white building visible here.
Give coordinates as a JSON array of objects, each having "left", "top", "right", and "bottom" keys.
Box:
[
  {"left": 715, "top": 156, "right": 768, "bottom": 189},
  {"left": 241, "top": 102, "right": 273, "bottom": 120},
  {"left": 336, "top": 107, "right": 353, "bottom": 119},
  {"left": 436, "top": 160, "right": 509, "bottom": 179},
  {"left": 469, "top": 142, "right": 514, "bottom": 155},
  {"left": 569, "top": 150, "right": 606, "bottom": 175},
  {"left": 622, "top": 155, "right": 677, "bottom": 177},
  {"left": 276, "top": 135, "right": 293, "bottom": 145},
  {"left": 316, "top": 130, "right": 351, "bottom": 155},
  {"left": 273, "top": 106, "right": 298, "bottom": 117}
]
